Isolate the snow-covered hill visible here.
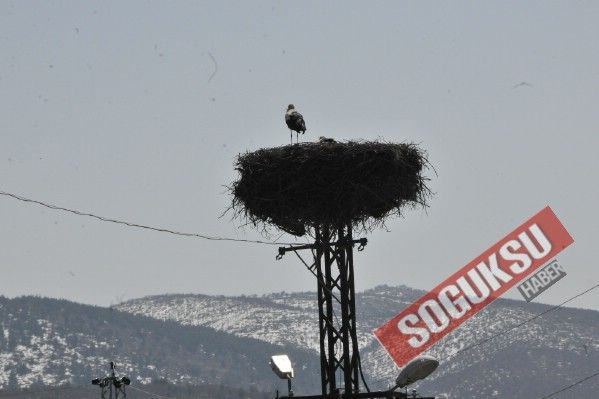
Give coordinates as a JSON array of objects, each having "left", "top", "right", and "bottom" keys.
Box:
[
  {"left": 119, "top": 292, "right": 324, "bottom": 352},
  {"left": 0, "top": 296, "right": 320, "bottom": 394},
  {"left": 1, "top": 286, "right": 597, "bottom": 398},
  {"left": 118, "top": 285, "right": 599, "bottom": 398}
]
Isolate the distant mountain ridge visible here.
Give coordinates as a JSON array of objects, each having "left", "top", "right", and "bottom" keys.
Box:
[
  {"left": 117, "top": 285, "right": 599, "bottom": 398},
  {"left": 0, "top": 285, "right": 598, "bottom": 398},
  {"left": 0, "top": 295, "right": 320, "bottom": 395}
]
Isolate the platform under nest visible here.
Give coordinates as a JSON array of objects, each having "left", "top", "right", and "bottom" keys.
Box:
[{"left": 230, "top": 140, "right": 431, "bottom": 237}]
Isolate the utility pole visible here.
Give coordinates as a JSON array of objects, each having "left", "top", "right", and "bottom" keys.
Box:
[
  {"left": 92, "top": 361, "right": 131, "bottom": 399},
  {"left": 277, "top": 225, "right": 366, "bottom": 397},
  {"left": 277, "top": 228, "right": 436, "bottom": 399}
]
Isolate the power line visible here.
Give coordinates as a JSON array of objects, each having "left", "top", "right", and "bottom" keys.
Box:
[
  {"left": 0, "top": 189, "right": 296, "bottom": 246},
  {"left": 369, "top": 282, "right": 599, "bottom": 387},
  {"left": 3, "top": 187, "right": 598, "bottom": 396},
  {"left": 450, "top": 281, "right": 599, "bottom": 358},
  {"left": 539, "top": 370, "right": 599, "bottom": 398}
]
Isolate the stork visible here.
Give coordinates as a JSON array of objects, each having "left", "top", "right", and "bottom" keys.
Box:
[{"left": 285, "top": 104, "right": 306, "bottom": 144}]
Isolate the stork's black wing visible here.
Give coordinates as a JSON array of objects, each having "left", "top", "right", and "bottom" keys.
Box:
[{"left": 286, "top": 112, "right": 306, "bottom": 133}]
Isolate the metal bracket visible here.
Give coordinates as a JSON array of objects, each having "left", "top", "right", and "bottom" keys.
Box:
[
  {"left": 276, "top": 238, "right": 368, "bottom": 259},
  {"left": 357, "top": 238, "right": 367, "bottom": 251},
  {"left": 276, "top": 247, "right": 286, "bottom": 260}
]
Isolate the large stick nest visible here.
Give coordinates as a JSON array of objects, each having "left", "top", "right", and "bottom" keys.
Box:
[{"left": 230, "top": 140, "right": 432, "bottom": 237}]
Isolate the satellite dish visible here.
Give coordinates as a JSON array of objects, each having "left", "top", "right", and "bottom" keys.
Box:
[
  {"left": 270, "top": 355, "right": 294, "bottom": 379},
  {"left": 395, "top": 356, "right": 439, "bottom": 389}
]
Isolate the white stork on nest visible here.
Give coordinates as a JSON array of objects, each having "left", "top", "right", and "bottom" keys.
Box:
[{"left": 285, "top": 104, "right": 306, "bottom": 144}]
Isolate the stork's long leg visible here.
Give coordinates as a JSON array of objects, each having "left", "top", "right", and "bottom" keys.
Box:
[{"left": 290, "top": 130, "right": 292, "bottom": 145}]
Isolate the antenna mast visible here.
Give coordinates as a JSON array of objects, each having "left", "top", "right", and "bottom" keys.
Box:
[{"left": 92, "top": 361, "right": 131, "bottom": 399}]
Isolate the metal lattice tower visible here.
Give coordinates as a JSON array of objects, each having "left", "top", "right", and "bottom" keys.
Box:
[
  {"left": 278, "top": 224, "right": 366, "bottom": 397},
  {"left": 278, "top": 226, "right": 436, "bottom": 399},
  {"left": 315, "top": 225, "right": 360, "bottom": 395}
]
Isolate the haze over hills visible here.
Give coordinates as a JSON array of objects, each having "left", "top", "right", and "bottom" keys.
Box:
[{"left": 0, "top": 285, "right": 597, "bottom": 398}]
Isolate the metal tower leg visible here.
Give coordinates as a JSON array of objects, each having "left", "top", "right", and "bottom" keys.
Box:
[{"left": 314, "top": 224, "right": 360, "bottom": 397}]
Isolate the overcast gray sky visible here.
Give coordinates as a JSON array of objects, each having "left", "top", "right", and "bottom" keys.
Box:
[{"left": 1, "top": 1, "right": 598, "bottom": 311}]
